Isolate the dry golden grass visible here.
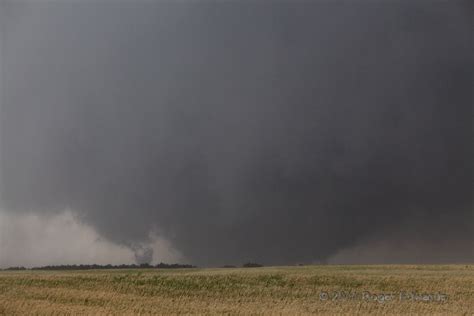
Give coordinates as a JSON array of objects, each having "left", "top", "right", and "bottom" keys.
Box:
[{"left": 0, "top": 265, "right": 472, "bottom": 315}]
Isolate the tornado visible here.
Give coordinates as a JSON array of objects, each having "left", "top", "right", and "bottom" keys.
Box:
[{"left": 0, "top": 0, "right": 472, "bottom": 266}]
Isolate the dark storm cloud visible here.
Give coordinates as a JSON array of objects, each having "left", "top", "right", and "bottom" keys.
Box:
[{"left": 0, "top": 1, "right": 472, "bottom": 266}]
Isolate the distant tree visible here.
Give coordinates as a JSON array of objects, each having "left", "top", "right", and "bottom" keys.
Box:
[
  {"left": 242, "top": 262, "right": 263, "bottom": 268},
  {"left": 4, "top": 266, "right": 26, "bottom": 271}
]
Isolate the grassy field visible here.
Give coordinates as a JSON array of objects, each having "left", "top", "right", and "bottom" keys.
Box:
[{"left": 0, "top": 265, "right": 472, "bottom": 315}]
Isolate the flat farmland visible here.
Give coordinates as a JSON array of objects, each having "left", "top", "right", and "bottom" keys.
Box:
[{"left": 0, "top": 265, "right": 472, "bottom": 315}]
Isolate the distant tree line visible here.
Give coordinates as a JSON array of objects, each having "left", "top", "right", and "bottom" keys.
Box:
[
  {"left": 242, "top": 262, "right": 264, "bottom": 268},
  {"left": 3, "top": 266, "right": 27, "bottom": 271},
  {"left": 3, "top": 262, "right": 265, "bottom": 271},
  {"left": 2, "top": 263, "right": 196, "bottom": 271},
  {"left": 221, "top": 263, "right": 264, "bottom": 268}
]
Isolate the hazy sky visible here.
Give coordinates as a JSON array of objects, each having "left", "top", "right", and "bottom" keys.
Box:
[{"left": 0, "top": 0, "right": 472, "bottom": 267}]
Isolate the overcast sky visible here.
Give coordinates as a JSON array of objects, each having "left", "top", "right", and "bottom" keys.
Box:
[{"left": 0, "top": 0, "right": 472, "bottom": 267}]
